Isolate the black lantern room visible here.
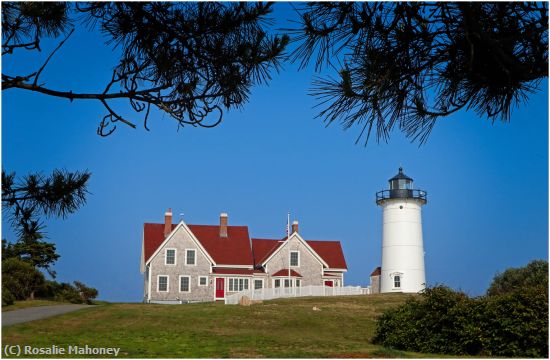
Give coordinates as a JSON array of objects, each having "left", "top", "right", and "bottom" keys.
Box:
[{"left": 376, "top": 167, "right": 427, "bottom": 205}]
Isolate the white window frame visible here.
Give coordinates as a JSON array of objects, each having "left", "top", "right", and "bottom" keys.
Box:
[
  {"left": 253, "top": 278, "right": 264, "bottom": 290},
  {"left": 165, "top": 248, "right": 177, "bottom": 266},
  {"left": 179, "top": 275, "right": 191, "bottom": 293},
  {"left": 157, "top": 275, "right": 169, "bottom": 292},
  {"left": 296, "top": 279, "right": 301, "bottom": 287},
  {"left": 290, "top": 250, "right": 300, "bottom": 267},
  {"left": 227, "top": 278, "right": 249, "bottom": 292},
  {"left": 185, "top": 249, "right": 196, "bottom": 266},
  {"left": 273, "top": 279, "right": 281, "bottom": 288},
  {"left": 198, "top": 276, "right": 208, "bottom": 287},
  {"left": 391, "top": 272, "right": 403, "bottom": 289}
]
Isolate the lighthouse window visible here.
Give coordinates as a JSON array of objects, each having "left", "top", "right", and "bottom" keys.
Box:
[{"left": 394, "top": 275, "right": 401, "bottom": 288}]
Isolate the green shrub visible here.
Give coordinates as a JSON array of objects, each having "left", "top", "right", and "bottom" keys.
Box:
[
  {"left": 479, "top": 286, "right": 548, "bottom": 357},
  {"left": 2, "top": 257, "right": 45, "bottom": 300},
  {"left": 53, "top": 282, "right": 82, "bottom": 304},
  {"left": 488, "top": 260, "right": 548, "bottom": 296},
  {"left": 373, "top": 286, "right": 482, "bottom": 355},
  {"left": 373, "top": 284, "right": 548, "bottom": 357},
  {"left": 2, "top": 286, "right": 15, "bottom": 306}
]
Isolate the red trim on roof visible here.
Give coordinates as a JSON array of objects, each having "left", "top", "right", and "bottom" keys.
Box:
[
  {"left": 272, "top": 269, "right": 302, "bottom": 277},
  {"left": 212, "top": 268, "right": 254, "bottom": 275}
]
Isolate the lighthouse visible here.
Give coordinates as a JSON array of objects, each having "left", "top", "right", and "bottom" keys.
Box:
[{"left": 376, "top": 167, "right": 427, "bottom": 293}]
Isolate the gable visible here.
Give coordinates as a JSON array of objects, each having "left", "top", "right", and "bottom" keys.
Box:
[
  {"left": 143, "top": 222, "right": 254, "bottom": 266},
  {"left": 252, "top": 236, "right": 347, "bottom": 270}
]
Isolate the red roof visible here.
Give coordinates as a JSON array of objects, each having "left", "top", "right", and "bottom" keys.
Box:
[
  {"left": 272, "top": 269, "right": 302, "bottom": 277},
  {"left": 370, "top": 266, "right": 381, "bottom": 276},
  {"left": 143, "top": 223, "right": 253, "bottom": 266},
  {"left": 143, "top": 222, "right": 347, "bottom": 271},
  {"left": 251, "top": 238, "right": 284, "bottom": 265},
  {"left": 188, "top": 225, "right": 253, "bottom": 265},
  {"left": 307, "top": 240, "right": 348, "bottom": 269}
]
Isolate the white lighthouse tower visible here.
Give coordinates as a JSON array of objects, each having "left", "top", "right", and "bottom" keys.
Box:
[{"left": 376, "top": 167, "right": 427, "bottom": 293}]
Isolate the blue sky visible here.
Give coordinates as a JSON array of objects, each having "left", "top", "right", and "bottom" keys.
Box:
[{"left": 2, "top": 4, "right": 548, "bottom": 301}]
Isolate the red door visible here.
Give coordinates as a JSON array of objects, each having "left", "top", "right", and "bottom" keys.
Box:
[
  {"left": 216, "top": 278, "right": 225, "bottom": 298},
  {"left": 324, "top": 280, "right": 334, "bottom": 287}
]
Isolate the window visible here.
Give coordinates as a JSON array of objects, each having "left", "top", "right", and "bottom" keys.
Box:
[
  {"left": 296, "top": 279, "right": 301, "bottom": 287},
  {"left": 165, "top": 249, "right": 176, "bottom": 265},
  {"left": 254, "top": 279, "right": 263, "bottom": 290},
  {"left": 228, "top": 278, "right": 249, "bottom": 292},
  {"left": 394, "top": 275, "right": 401, "bottom": 288},
  {"left": 284, "top": 279, "right": 291, "bottom": 288},
  {"left": 180, "top": 276, "right": 190, "bottom": 292},
  {"left": 158, "top": 276, "right": 168, "bottom": 292},
  {"left": 274, "top": 279, "right": 281, "bottom": 288},
  {"left": 198, "top": 276, "right": 208, "bottom": 286},
  {"left": 290, "top": 251, "right": 300, "bottom": 266},
  {"left": 185, "top": 249, "right": 196, "bottom": 265}
]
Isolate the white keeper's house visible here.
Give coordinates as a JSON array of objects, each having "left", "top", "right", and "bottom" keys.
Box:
[{"left": 140, "top": 210, "right": 348, "bottom": 302}]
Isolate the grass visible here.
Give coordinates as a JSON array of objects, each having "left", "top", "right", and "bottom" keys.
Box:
[
  {"left": 2, "top": 294, "right": 439, "bottom": 358},
  {"left": 2, "top": 300, "right": 70, "bottom": 312}
]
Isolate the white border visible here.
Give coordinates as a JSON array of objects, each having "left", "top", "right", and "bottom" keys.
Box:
[
  {"left": 198, "top": 276, "right": 208, "bottom": 287},
  {"left": 179, "top": 275, "right": 191, "bottom": 293},
  {"left": 185, "top": 248, "right": 197, "bottom": 266},
  {"left": 165, "top": 248, "right": 177, "bottom": 265},
  {"left": 157, "top": 275, "right": 169, "bottom": 292}
]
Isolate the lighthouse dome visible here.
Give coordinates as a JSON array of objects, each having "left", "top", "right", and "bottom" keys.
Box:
[
  {"left": 376, "top": 167, "right": 427, "bottom": 205},
  {"left": 389, "top": 167, "right": 413, "bottom": 190}
]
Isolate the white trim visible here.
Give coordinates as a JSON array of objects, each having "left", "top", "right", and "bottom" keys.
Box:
[
  {"left": 165, "top": 248, "right": 177, "bottom": 266},
  {"left": 147, "top": 265, "right": 152, "bottom": 301},
  {"left": 273, "top": 278, "right": 281, "bottom": 288},
  {"left": 185, "top": 248, "right": 197, "bottom": 266},
  {"left": 326, "top": 268, "right": 348, "bottom": 272},
  {"left": 145, "top": 220, "right": 216, "bottom": 266},
  {"left": 261, "top": 233, "right": 329, "bottom": 268},
  {"left": 179, "top": 275, "right": 191, "bottom": 292},
  {"left": 290, "top": 250, "right": 300, "bottom": 267},
  {"left": 227, "top": 277, "right": 250, "bottom": 292},
  {"left": 198, "top": 276, "right": 208, "bottom": 287},
  {"left": 157, "top": 275, "right": 169, "bottom": 292}
]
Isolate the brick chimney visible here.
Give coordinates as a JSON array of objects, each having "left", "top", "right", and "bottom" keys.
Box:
[
  {"left": 164, "top": 208, "right": 172, "bottom": 238},
  {"left": 292, "top": 220, "right": 299, "bottom": 234},
  {"left": 220, "top": 213, "right": 228, "bottom": 238}
]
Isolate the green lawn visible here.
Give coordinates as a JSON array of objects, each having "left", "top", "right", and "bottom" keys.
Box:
[
  {"left": 2, "top": 294, "right": 437, "bottom": 358},
  {"left": 2, "top": 300, "right": 69, "bottom": 312}
]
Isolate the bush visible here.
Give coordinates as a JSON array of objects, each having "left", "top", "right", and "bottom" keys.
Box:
[
  {"left": 479, "top": 286, "right": 548, "bottom": 357},
  {"left": 2, "top": 286, "right": 15, "bottom": 306},
  {"left": 487, "top": 259, "right": 548, "bottom": 296},
  {"left": 373, "top": 286, "right": 482, "bottom": 355},
  {"left": 373, "top": 285, "right": 549, "bottom": 357},
  {"left": 2, "top": 257, "right": 45, "bottom": 300}
]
